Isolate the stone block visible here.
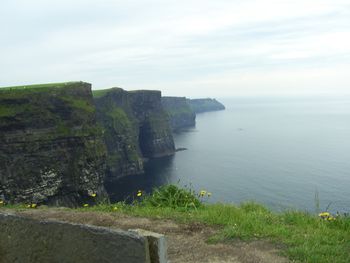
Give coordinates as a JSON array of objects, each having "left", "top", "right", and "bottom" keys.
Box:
[
  {"left": 130, "top": 229, "right": 168, "bottom": 263},
  {"left": 0, "top": 213, "right": 150, "bottom": 263}
]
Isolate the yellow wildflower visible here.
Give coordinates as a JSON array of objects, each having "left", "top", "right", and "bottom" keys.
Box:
[
  {"left": 26, "top": 204, "right": 31, "bottom": 208},
  {"left": 319, "top": 212, "right": 330, "bottom": 217},
  {"left": 90, "top": 193, "right": 97, "bottom": 197},
  {"left": 113, "top": 207, "right": 118, "bottom": 211},
  {"left": 137, "top": 191, "right": 142, "bottom": 197},
  {"left": 83, "top": 204, "right": 89, "bottom": 207},
  {"left": 207, "top": 192, "right": 212, "bottom": 197},
  {"left": 31, "top": 204, "right": 37, "bottom": 208},
  {"left": 200, "top": 190, "right": 206, "bottom": 197},
  {"left": 0, "top": 200, "right": 4, "bottom": 205}
]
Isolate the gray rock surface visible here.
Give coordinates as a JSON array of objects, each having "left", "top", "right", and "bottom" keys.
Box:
[
  {"left": 0, "top": 82, "right": 107, "bottom": 207},
  {"left": 93, "top": 88, "right": 175, "bottom": 181},
  {"left": 0, "top": 212, "right": 151, "bottom": 263},
  {"left": 161, "top": 97, "right": 196, "bottom": 131},
  {"left": 130, "top": 229, "right": 168, "bottom": 263}
]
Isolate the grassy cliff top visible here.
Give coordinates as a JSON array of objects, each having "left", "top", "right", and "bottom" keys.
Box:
[
  {"left": 0, "top": 81, "right": 89, "bottom": 93},
  {"left": 92, "top": 88, "right": 123, "bottom": 98},
  {"left": 161, "top": 97, "right": 195, "bottom": 116},
  {"left": 0, "top": 81, "right": 96, "bottom": 131},
  {"left": 92, "top": 88, "right": 161, "bottom": 99}
]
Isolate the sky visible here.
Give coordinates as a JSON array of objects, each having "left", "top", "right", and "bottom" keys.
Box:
[{"left": 1, "top": 0, "right": 349, "bottom": 97}]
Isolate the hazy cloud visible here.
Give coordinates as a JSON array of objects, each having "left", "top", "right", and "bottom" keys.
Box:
[{"left": 1, "top": 0, "right": 349, "bottom": 97}]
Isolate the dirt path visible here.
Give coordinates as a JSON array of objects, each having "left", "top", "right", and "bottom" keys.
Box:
[{"left": 13, "top": 209, "right": 289, "bottom": 263}]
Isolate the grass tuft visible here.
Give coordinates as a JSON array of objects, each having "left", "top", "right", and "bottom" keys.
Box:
[{"left": 141, "top": 184, "right": 202, "bottom": 210}]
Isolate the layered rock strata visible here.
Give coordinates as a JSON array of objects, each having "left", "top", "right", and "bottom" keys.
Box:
[
  {"left": 93, "top": 88, "right": 175, "bottom": 181},
  {"left": 0, "top": 82, "right": 107, "bottom": 206}
]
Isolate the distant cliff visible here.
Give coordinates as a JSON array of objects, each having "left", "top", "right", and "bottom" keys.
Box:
[
  {"left": 188, "top": 98, "right": 225, "bottom": 113},
  {"left": 93, "top": 88, "right": 175, "bottom": 181},
  {"left": 0, "top": 82, "right": 107, "bottom": 207},
  {"left": 161, "top": 97, "right": 196, "bottom": 131}
]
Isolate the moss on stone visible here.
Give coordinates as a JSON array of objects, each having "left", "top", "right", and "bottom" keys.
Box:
[
  {"left": 61, "top": 97, "right": 95, "bottom": 113},
  {"left": 0, "top": 105, "right": 20, "bottom": 118}
]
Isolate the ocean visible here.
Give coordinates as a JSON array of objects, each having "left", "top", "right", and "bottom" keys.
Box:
[{"left": 107, "top": 96, "right": 350, "bottom": 213}]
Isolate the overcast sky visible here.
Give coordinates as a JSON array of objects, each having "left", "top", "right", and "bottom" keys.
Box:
[{"left": 1, "top": 0, "right": 349, "bottom": 97}]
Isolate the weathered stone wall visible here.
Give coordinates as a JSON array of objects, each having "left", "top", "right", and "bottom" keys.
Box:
[
  {"left": 0, "top": 213, "right": 150, "bottom": 263},
  {"left": 161, "top": 96, "right": 196, "bottom": 131},
  {"left": 0, "top": 82, "right": 107, "bottom": 206}
]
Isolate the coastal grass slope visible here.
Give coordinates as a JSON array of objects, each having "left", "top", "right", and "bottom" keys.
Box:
[
  {"left": 0, "top": 81, "right": 82, "bottom": 91},
  {"left": 2, "top": 185, "right": 349, "bottom": 263},
  {"left": 83, "top": 185, "right": 350, "bottom": 263}
]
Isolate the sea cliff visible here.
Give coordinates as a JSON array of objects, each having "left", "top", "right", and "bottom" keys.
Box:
[
  {"left": 188, "top": 98, "right": 225, "bottom": 113},
  {"left": 161, "top": 96, "right": 196, "bottom": 131},
  {"left": 93, "top": 88, "right": 175, "bottom": 181},
  {"left": 0, "top": 82, "right": 107, "bottom": 207},
  {"left": 0, "top": 82, "right": 224, "bottom": 205}
]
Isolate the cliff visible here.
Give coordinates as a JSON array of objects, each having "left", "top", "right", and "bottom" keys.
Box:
[
  {"left": 161, "top": 97, "right": 196, "bottom": 131},
  {"left": 93, "top": 88, "right": 175, "bottom": 181},
  {"left": 188, "top": 98, "right": 225, "bottom": 113},
  {"left": 0, "top": 82, "right": 107, "bottom": 207}
]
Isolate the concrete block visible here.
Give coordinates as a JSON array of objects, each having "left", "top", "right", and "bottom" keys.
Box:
[
  {"left": 130, "top": 229, "right": 168, "bottom": 263},
  {"left": 0, "top": 213, "right": 150, "bottom": 263}
]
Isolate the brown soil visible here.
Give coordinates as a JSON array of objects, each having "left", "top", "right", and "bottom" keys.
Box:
[{"left": 12, "top": 209, "right": 289, "bottom": 263}]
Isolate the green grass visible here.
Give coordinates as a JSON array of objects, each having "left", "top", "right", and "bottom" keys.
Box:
[
  {"left": 90, "top": 204, "right": 350, "bottom": 262},
  {"left": 61, "top": 97, "right": 95, "bottom": 113},
  {"left": 0, "top": 82, "right": 83, "bottom": 92},
  {"left": 0, "top": 105, "right": 18, "bottom": 117},
  {"left": 141, "top": 184, "right": 202, "bottom": 209},
  {"left": 82, "top": 185, "right": 350, "bottom": 263},
  {"left": 92, "top": 87, "right": 123, "bottom": 98},
  {"left": 2, "top": 185, "right": 349, "bottom": 262}
]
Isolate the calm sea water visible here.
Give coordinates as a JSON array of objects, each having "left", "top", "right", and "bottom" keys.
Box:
[{"left": 107, "top": 96, "right": 350, "bottom": 213}]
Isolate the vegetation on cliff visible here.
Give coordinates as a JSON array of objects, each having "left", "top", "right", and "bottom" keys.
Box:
[
  {"left": 0, "top": 82, "right": 107, "bottom": 206},
  {"left": 93, "top": 88, "right": 143, "bottom": 181},
  {"left": 0, "top": 82, "right": 177, "bottom": 206},
  {"left": 93, "top": 88, "right": 175, "bottom": 182},
  {"left": 161, "top": 97, "right": 196, "bottom": 131}
]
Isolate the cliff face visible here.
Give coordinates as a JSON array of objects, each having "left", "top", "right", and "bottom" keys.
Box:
[
  {"left": 0, "top": 82, "right": 107, "bottom": 207},
  {"left": 93, "top": 88, "right": 175, "bottom": 181},
  {"left": 188, "top": 98, "right": 225, "bottom": 113},
  {"left": 161, "top": 97, "right": 196, "bottom": 131}
]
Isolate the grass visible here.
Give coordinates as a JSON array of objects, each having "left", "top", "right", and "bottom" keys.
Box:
[
  {"left": 0, "top": 81, "right": 84, "bottom": 92},
  {"left": 0, "top": 105, "right": 18, "bottom": 117},
  {"left": 2, "top": 185, "right": 349, "bottom": 262},
  {"left": 62, "top": 97, "right": 95, "bottom": 113},
  {"left": 92, "top": 87, "right": 123, "bottom": 98},
  {"left": 83, "top": 185, "right": 350, "bottom": 263}
]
